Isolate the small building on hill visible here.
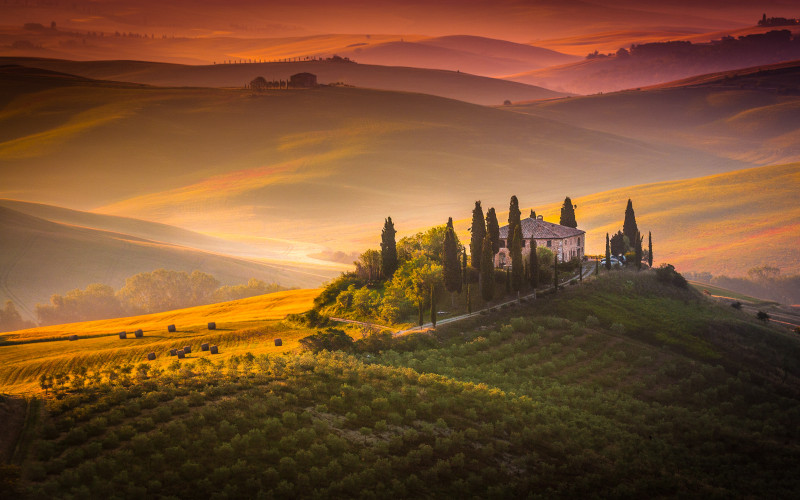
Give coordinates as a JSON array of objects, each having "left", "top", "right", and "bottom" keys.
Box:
[
  {"left": 289, "top": 72, "right": 318, "bottom": 88},
  {"left": 495, "top": 214, "right": 585, "bottom": 268}
]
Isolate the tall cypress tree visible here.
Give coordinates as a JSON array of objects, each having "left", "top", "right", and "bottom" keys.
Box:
[
  {"left": 648, "top": 231, "right": 653, "bottom": 267},
  {"left": 605, "top": 233, "right": 612, "bottom": 270},
  {"left": 480, "top": 234, "right": 495, "bottom": 302},
  {"left": 486, "top": 208, "right": 500, "bottom": 254},
  {"left": 559, "top": 196, "right": 577, "bottom": 228},
  {"left": 380, "top": 217, "right": 397, "bottom": 279},
  {"left": 443, "top": 218, "right": 462, "bottom": 302},
  {"left": 529, "top": 239, "right": 539, "bottom": 289},
  {"left": 634, "top": 231, "right": 643, "bottom": 270},
  {"left": 508, "top": 195, "right": 521, "bottom": 239},
  {"left": 469, "top": 201, "right": 486, "bottom": 269},
  {"left": 511, "top": 223, "right": 523, "bottom": 292},
  {"left": 622, "top": 199, "right": 639, "bottom": 250}
]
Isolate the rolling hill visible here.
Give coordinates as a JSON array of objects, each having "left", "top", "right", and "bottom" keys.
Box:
[
  {"left": 0, "top": 205, "right": 337, "bottom": 321},
  {"left": 507, "top": 61, "right": 800, "bottom": 165},
  {"left": 0, "top": 57, "right": 567, "bottom": 106}
]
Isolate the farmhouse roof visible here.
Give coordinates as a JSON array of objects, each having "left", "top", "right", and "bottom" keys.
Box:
[{"left": 498, "top": 217, "right": 585, "bottom": 240}]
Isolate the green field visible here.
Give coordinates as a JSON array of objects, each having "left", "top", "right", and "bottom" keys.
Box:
[{"left": 2, "top": 271, "right": 800, "bottom": 498}]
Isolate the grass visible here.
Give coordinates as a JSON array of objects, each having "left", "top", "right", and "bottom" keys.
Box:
[{"left": 0, "top": 289, "right": 320, "bottom": 395}]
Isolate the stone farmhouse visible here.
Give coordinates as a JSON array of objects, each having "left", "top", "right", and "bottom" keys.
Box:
[{"left": 495, "top": 214, "right": 585, "bottom": 268}]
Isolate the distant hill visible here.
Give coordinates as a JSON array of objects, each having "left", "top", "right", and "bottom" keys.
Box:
[
  {"left": 0, "top": 206, "right": 337, "bottom": 321},
  {"left": 0, "top": 65, "right": 747, "bottom": 265},
  {"left": 507, "top": 29, "right": 800, "bottom": 94},
  {"left": 0, "top": 57, "right": 567, "bottom": 106},
  {"left": 507, "top": 60, "right": 800, "bottom": 165}
]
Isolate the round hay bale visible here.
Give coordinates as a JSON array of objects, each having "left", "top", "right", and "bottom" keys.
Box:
[
  {"left": 177, "top": 350, "right": 186, "bottom": 359},
  {"left": 147, "top": 352, "right": 156, "bottom": 361},
  {"left": 134, "top": 329, "right": 143, "bottom": 338},
  {"left": 68, "top": 335, "right": 78, "bottom": 341},
  {"left": 274, "top": 339, "right": 282, "bottom": 347},
  {"left": 207, "top": 322, "right": 216, "bottom": 330},
  {"left": 118, "top": 332, "right": 127, "bottom": 339},
  {"left": 167, "top": 324, "right": 176, "bottom": 333},
  {"left": 210, "top": 345, "right": 219, "bottom": 354},
  {"left": 183, "top": 345, "right": 191, "bottom": 354},
  {"left": 169, "top": 349, "right": 177, "bottom": 356},
  {"left": 201, "top": 343, "right": 209, "bottom": 351}
]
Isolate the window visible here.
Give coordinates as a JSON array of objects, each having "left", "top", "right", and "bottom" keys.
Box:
[
  {"left": 577, "top": 237, "right": 581, "bottom": 246},
  {"left": 499, "top": 239, "right": 506, "bottom": 248},
  {"left": 521, "top": 240, "right": 526, "bottom": 247},
  {"left": 547, "top": 240, "right": 551, "bottom": 247}
]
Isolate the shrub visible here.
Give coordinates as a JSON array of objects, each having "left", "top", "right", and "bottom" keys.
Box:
[
  {"left": 655, "top": 264, "right": 688, "bottom": 288},
  {"left": 585, "top": 315, "right": 600, "bottom": 327},
  {"left": 610, "top": 323, "right": 626, "bottom": 335}
]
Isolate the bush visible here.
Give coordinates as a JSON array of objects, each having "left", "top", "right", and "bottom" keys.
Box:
[
  {"left": 655, "top": 264, "right": 688, "bottom": 288},
  {"left": 610, "top": 323, "right": 626, "bottom": 335},
  {"left": 299, "top": 328, "right": 354, "bottom": 353}
]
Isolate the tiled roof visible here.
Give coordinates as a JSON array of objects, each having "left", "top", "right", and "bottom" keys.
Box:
[{"left": 498, "top": 217, "right": 585, "bottom": 240}]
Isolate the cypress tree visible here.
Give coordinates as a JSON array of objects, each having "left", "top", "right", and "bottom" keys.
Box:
[
  {"left": 466, "top": 284, "right": 471, "bottom": 313},
  {"left": 634, "top": 231, "right": 643, "bottom": 270},
  {"left": 553, "top": 254, "right": 559, "bottom": 291},
  {"left": 595, "top": 256, "right": 599, "bottom": 275},
  {"left": 559, "top": 196, "right": 577, "bottom": 228},
  {"left": 462, "top": 249, "right": 468, "bottom": 286},
  {"left": 511, "top": 223, "right": 523, "bottom": 292},
  {"left": 469, "top": 201, "right": 486, "bottom": 269},
  {"left": 508, "top": 195, "right": 521, "bottom": 239},
  {"left": 380, "top": 217, "right": 398, "bottom": 279},
  {"left": 530, "top": 210, "right": 537, "bottom": 219},
  {"left": 648, "top": 231, "right": 653, "bottom": 267},
  {"left": 529, "top": 239, "right": 539, "bottom": 289},
  {"left": 605, "top": 233, "right": 612, "bottom": 270},
  {"left": 486, "top": 208, "right": 500, "bottom": 254},
  {"left": 505, "top": 268, "right": 510, "bottom": 293},
  {"left": 480, "top": 234, "right": 494, "bottom": 303},
  {"left": 443, "top": 218, "right": 462, "bottom": 300},
  {"left": 430, "top": 287, "right": 436, "bottom": 327},
  {"left": 622, "top": 199, "right": 639, "bottom": 250}
]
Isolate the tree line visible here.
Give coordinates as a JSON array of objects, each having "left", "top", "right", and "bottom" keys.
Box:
[{"left": 33, "top": 271, "right": 290, "bottom": 327}]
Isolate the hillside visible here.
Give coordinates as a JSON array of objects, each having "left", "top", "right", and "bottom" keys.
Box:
[
  {"left": 3, "top": 271, "right": 800, "bottom": 497},
  {"left": 0, "top": 57, "right": 567, "bottom": 106},
  {"left": 0, "top": 66, "right": 747, "bottom": 259},
  {"left": 507, "top": 29, "right": 800, "bottom": 94},
  {"left": 507, "top": 61, "right": 800, "bottom": 165},
  {"left": 0, "top": 206, "right": 336, "bottom": 321}
]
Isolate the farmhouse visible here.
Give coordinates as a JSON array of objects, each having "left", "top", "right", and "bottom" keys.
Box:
[
  {"left": 495, "top": 214, "right": 585, "bottom": 268},
  {"left": 289, "top": 72, "right": 318, "bottom": 88}
]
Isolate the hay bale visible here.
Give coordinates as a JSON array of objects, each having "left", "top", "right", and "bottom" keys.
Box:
[
  {"left": 147, "top": 352, "right": 156, "bottom": 361},
  {"left": 134, "top": 329, "right": 143, "bottom": 338},
  {"left": 183, "top": 345, "right": 191, "bottom": 354},
  {"left": 167, "top": 324, "right": 176, "bottom": 333},
  {"left": 210, "top": 345, "right": 219, "bottom": 354},
  {"left": 274, "top": 339, "right": 282, "bottom": 347},
  {"left": 68, "top": 335, "right": 78, "bottom": 341},
  {"left": 177, "top": 350, "right": 185, "bottom": 359},
  {"left": 169, "top": 349, "right": 177, "bottom": 356},
  {"left": 201, "top": 343, "right": 209, "bottom": 351},
  {"left": 207, "top": 322, "right": 216, "bottom": 330},
  {"left": 118, "top": 332, "right": 127, "bottom": 339}
]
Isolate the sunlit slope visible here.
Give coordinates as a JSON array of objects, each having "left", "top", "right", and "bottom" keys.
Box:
[
  {"left": 0, "top": 66, "right": 745, "bottom": 254},
  {"left": 530, "top": 163, "right": 800, "bottom": 276},
  {"left": 508, "top": 62, "right": 800, "bottom": 165},
  {"left": 0, "top": 289, "right": 319, "bottom": 394},
  {"left": 0, "top": 206, "right": 335, "bottom": 320},
  {"left": 0, "top": 57, "right": 567, "bottom": 106}
]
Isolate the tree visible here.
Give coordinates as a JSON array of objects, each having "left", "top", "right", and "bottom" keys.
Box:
[
  {"left": 559, "top": 197, "right": 577, "bottom": 228},
  {"left": 634, "top": 231, "right": 643, "bottom": 270},
  {"left": 623, "top": 199, "right": 639, "bottom": 250},
  {"left": 508, "top": 195, "right": 521, "bottom": 240},
  {"left": 530, "top": 210, "right": 537, "bottom": 219},
  {"left": 380, "top": 217, "right": 398, "bottom": 279},
  {"left": 529, "top": 239, "right": 539, "bottom": 289},
  {"left": 430, "top": 287, "right": 437, "bottom": 327},
  {"left": 354, "top": 250, "right": 382, "bottom": 282},
  {"left": 480, "top": 234, "right": 495, "bottom": 302},
  {"left": 443, "top": 218, "right": 462, "bottom": 303},
  {"left": 756, "top": 311, "right": 770, "bottom": 323},
  {"left": 469, "top": 201, "right": 486, "bottom": 269},
  {"left": 510, "top": 224, "right": 523, "bottom": 293},
  {"left": 250, "top": 76, "right": 268, "bottom": 91},
  {"left": 605, "top": 233, "right": 612, "bottom": 270},
  {"left": 553, "top": 254, "right": 559, "bottom": 292},
  {"left": 485, "top": 208, "right": 500, "bottom": 255},
  {"left": 1, "top": 300, "right": 33, "bottom": 332},
  {"left": 610, "top": 231, "right": 626, "bottom": 257},
  {"left": 648, "top": 231, "right": 653, "bottom": 267}
]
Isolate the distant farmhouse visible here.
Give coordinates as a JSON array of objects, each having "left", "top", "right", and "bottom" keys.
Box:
[
  {"left": 495, "top": 214, "right": 585, "bottom": 268},
  {"left": 290, "top": 72, "right": 318, "bottom": 88}
]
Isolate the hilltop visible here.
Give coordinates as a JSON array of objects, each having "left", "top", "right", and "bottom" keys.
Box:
[
  {"left": 0, "top": 205, "right": 336, "bottom": 321},
  {"left": 3, "top": 271, "right": 800, "bottom": 497},
  {"left": 0, "top": 57, "right": 567, "bottom": 106}
]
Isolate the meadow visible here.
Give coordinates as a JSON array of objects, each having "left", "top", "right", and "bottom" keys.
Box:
[{"left": 3, "top": 271, "right": 800, "bottom": 498}]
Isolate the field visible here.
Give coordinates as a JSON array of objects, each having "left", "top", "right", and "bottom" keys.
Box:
[
  {"left": 3, "top": 271, "right": 800, "bottom": 498},
  {"left": 0, "top": 289, "right": 319, "bottom": 394}
]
